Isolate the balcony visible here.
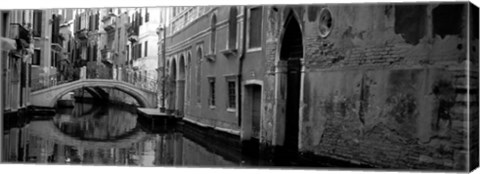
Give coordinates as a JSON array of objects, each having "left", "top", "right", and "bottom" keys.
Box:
[
  {"left": 220, "top": 48, "right": 238, "bottom": 58},
  {"left": 51, "top": 43, "right": 63, "bottom": 53},
  {"left": 75, "top": 28, "right": 88, "bottom": 40},
  {"left": 102, "top": 14, "right": 117, "bottom": 32},
  {"left": 127, "top": 24, "right": 139, "bottom": 43},
  {"left": 204, "top": 54, "right": 216, "bottom": 62},
  {"left": 101, "top": 49, "right": 115, "bottom": 65},
  {"left": 9, "top": 23, "right": 31, "bottom": 50}
]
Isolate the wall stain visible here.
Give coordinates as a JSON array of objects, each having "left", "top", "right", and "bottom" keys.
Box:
[
  {"left": 432, "top": 4, "right": 464, "bottom": 39},
  {"left": 394, "top": 5, "right": 427, "bottom": 45},
  {"left": 432, "top": 80, "right": 455, "bottom": 131}
]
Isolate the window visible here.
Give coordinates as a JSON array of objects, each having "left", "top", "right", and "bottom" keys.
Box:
[
  {"left": 197, "top": 48, "right": 202, "bottom": 103},
  {"left": 93, "top": 45, "right": 97, "bottom": 61},
  {"left": 210, "top": 14, "right": 217, "bottom": 54},
  {"left": 126, "top": 45, "right": 130, "bottom": 62},
  {"left": 227, "top": 79, "right": 236, "bottom": 109},
  {"left": 248, "top": 7, "right": 262, "bottom": 49},
  {"left": 1, "top": 12, "right": 8, "bottom": 37},
  {"left": 208, "top": 77, "right": 216, "bottom": 107},
  {"left": 32, "top": 49, "right": 41, "bottom": 66},
  {"left": 228, "top": 7, "right": 238, "bottom": 50},
  {"left": 51, "top": 51, "right": 57, "bottom": 67},
  {"left": 95, "top": 13, "right": 99, "bottom": 30},
  {"left": 33, "top": 10, "right": 42, "bottom": 37},
  {"left": 145, "top": 8, "right": 149, "bottom": 22},
  {"left": 144, "top": 41, "right": 148, "bottom": 57}
]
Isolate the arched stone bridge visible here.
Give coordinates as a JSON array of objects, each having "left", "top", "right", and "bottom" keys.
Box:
[{"left": 31, "top": 79, "right": 157, "bottom": 108}]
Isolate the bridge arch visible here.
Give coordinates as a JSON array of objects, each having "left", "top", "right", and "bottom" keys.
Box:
[{"left": 31, "top": 79, "right": 157, "bottom": 108}]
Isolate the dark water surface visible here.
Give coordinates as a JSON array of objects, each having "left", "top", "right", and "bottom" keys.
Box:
[
  {"left": 2, "top": 102, "right": 265, "bottom": 167},
  {"left": 3, "top": 102, "right": 364, "bottom": 168}
]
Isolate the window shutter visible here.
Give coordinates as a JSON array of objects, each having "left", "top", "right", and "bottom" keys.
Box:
[
  {"left": 87, "top": 45, "right": 91, "bottom": 61},
  {"left": 95, "top": 13, "right": 99, "bottom": 30},
  {"left": 139, "top": 43, "right": 142, "bottom": 58},
  {"left": 144, "top": 41, "right": 148, "bottom": 57},
  {"left": 249, "top": 7, "right": 263, "bottom": 48}
]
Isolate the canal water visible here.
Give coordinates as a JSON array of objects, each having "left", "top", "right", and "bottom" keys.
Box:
[
  {"left": 2, "top": 102, "right": 363, "bottom": 168},
  {"left": 2, "top": 102, "right": 265, "bottom": 167}
]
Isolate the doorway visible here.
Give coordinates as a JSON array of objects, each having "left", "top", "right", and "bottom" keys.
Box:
[
  {"left": 242, "top": 83, "right": 263, "bottom": 156},
  {"left": 170, "top": 59, "right": 177, "bottom": 114},
  {"left": 278, "top": 13, "right": 303, "bottom": 151},
  {"left": 177, "top": 56, "right": 185, "bottom": 117},
  {"left": 250, "top": 85, "right": 262, "bottom": 140}
]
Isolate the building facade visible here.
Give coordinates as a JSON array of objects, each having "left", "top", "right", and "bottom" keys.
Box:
[
  {"left": 165, "top": 3, "right": 478, "bottom": 170},
  {"left": 1, "top": 10, "right": 34, "bottom": 114},
  {"left": 72, "top": 9, "right": 101, "bottom": 79},
  {"left": 125, "top": 7, "right": 160, "bottom": 92},
  {"left": 165, "top": 6, "right": 244, "bottom": 133}
]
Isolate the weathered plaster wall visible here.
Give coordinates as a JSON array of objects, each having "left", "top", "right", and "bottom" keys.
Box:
[{"left": 262, "top": 3, "right": 471, "bottom": 170}]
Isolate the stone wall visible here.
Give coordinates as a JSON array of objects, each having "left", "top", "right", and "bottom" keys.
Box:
[{"left": 260, "top": 3, "right": 472, "bottom": 170}]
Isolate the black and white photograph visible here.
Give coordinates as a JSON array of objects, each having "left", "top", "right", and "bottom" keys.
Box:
[{"left": 0, "top": 0, "right": 479, "bottom": 173}]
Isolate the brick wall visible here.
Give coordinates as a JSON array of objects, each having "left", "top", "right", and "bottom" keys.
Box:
[{"left": 261, "top": 3, "right": 472, "bottom": 170}]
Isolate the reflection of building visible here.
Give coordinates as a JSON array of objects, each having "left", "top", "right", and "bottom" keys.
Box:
[
  {"left": 165, "top": 3, "right": 478, "bottom": 170},
  {"left": 1, "top": 10, "right": 34, "bottom": 113}
]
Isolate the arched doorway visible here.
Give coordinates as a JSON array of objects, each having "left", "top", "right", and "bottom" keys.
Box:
[
  {"left": 177, "top": 55, "right": 186, "bottom": 118},
  {"left": 276, "top": 12, "right": 303, "bottom": 151},
  {"left": 170, "top": 58, "right": 177, "bottom": 114},
  {"left": 186, "top": 53, "right": 191, "bottom": 112}
]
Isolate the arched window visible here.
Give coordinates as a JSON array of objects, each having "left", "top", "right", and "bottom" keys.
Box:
[
  {"left": 228, "top": 7, "right": 238, "bottom": 50},
  {"left": 210, "top": 14, "right": 217, "bottom": 54}
]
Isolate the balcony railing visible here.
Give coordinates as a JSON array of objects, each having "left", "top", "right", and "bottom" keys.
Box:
[
  {"left": 102, "top": 14, "right": 117, "bottom": 32},
  {"left": 101, "top": 49, "right": 115, "bottom": 64},
  {"left": 31, "top": 72, "right": 72, "bottom": 92},
  {"left": 127, "top": 26, "right": 139, "bottom": 43},
  {"left": 75, "top": 28, "right": 88, "bottom": 40}
]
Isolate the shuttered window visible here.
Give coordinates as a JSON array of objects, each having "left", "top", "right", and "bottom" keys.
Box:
[
  {"left": 144, "top": 41, "right": 148, "bottom": 57},
  {"left": 248, "top": 7, "right": 262, "bottom": 49},
  {"left": 228, "top": 7, "right": 238, "bottom": 49},
  {"left": 32, "top": 49, "right": 41, "bottom": 66},
  {"left": 33, "top": 10, "right": 42, "bottom": 37}
]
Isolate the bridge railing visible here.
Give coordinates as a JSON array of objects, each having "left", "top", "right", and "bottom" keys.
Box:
[
  {"left": 116, "top": 68, "right": 158, "bottom": 93},
  {"left": 31, "top": 73, "right": 73, "bottom": 92},
  {"left": 31, "top": 66, "right": 159, "bottom": 93}
]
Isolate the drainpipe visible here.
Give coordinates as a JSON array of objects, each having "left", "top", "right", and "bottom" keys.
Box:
[{"left": 238, "top": 6, "right": 248, "bottom": 127}]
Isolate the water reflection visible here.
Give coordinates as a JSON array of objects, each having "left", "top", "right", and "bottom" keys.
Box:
[
  {"left": 53, "top": 103, "right": 138, "bottom": 141},
  {"left": 2, "top": 102, "right": 246, "bottom": 167}
]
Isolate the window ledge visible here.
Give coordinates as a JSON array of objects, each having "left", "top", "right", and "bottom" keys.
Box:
[
  {"left": 209, "top": 105, "right": 216, "bottom": 109},
  {"left": 205, "top": 54, "right": 216, "bottom": 62},
  {"left": 220, "top": 48, "right": 238, "bottom": 58},
  {"left": 246, "top": 47, "right": 262, "bottom": 53},
  {"left": 226, "top": 108, "right": 236, "bottom": 113}
]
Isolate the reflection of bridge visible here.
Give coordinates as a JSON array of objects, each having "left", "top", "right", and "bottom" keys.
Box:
[
  {"left": 28, "top": 120, "right": 149, "bottom": 150},
  {"left": 31, "top": 79, "right": 157, "bottom": 108}
]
